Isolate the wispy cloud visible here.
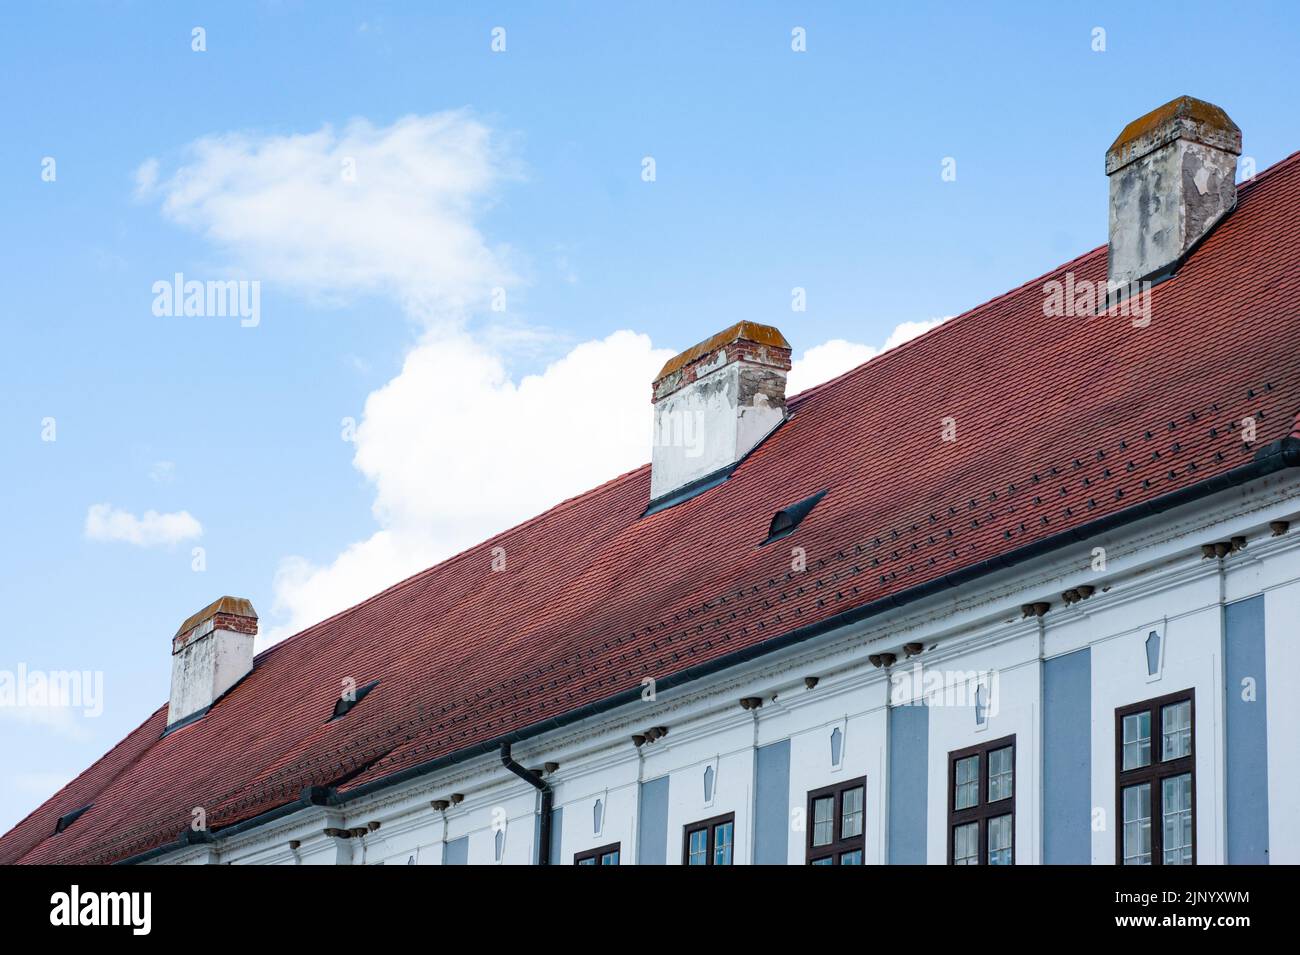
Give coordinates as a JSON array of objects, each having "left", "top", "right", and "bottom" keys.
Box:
[
  {"left": 10, "top": 771, "right": 75, "bottom": 797},
  {"left": 84, "top": 504, "right": 202, "bottom": 547},
  {"left": 137, "top": 111, "right": 517, "bottom": 324},
  {"left": 148, "top": 461, "right": 175, "bottom": 485},
  {"left": 0, "top": 704, "right": 91, "bottom": 743}
]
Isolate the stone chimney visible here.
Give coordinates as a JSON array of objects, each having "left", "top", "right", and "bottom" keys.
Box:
[
  {"left": 168, "top": 596, "right": 258, "bottom": 728},
  {"left": 1106, "top": 95, "right": 1241, "bottom": 288},
  {"left": 649, "top": 321, "right": 791, "bottom": 507}
]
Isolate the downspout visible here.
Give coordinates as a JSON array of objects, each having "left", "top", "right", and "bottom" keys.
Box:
[
  {"left": 1214, "top": 549, "right": 1228, "bottom": 863},
  {"left": 747, "top": 709, "right": 760, "bottom": 865},
  {"left": 1034, "top": 613, "right": 1047, "bottom": 865},
  {"left": 501, "top": 743, "right": 551, "bottom": 866},
  {"left": 631, "top": 742, "right": 645, "bottom": 864}
]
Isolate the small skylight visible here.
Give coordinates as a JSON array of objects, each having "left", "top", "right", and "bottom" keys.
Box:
[
  {"left": 54, "top": 804, "right": 92, "bottom": 835},
  {"left": 762, "top": 489, "right": 828, "bottom": 545},
  {"left": 330, "top": 680, "right": 380, "bottom": 722}
]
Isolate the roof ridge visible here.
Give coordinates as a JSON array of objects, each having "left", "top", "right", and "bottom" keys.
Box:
[
  {"left": 1238, "top": 147, "right": 1300, "bottom": 195},
  {"left": 788, "top": 244, "right": 1106, "bottom": 408},
  {"left": 789, "top": 148, "right": 1300, "bottom": 411}
]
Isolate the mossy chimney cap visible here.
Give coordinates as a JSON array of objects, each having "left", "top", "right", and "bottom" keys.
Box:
[
  {"left": 173, "top": 595, "right": 258, "bottom": 640},
  {"left": 654, "top": 321, "right": 791, "bottom": 383},
  {"left": 1105, "top": 95, "right": 1241, "bottom": 175}
]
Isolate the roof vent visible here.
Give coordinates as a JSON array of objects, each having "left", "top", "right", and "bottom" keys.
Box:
[
  {"left": 762, "top": 490, "right": 827, "bottom": 545},
  {"left": 54, "top": 804, "right": 92, "bottom": 835},
  {"left": 330, "top": 680, "right": 379, "bottom": 722}
]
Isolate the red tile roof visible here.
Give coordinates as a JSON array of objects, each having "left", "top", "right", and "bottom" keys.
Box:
[{"left": 6, "top": 151, "right": 1300, "bottom": 865}]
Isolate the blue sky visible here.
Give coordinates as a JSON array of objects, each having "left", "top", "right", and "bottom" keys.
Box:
[{"left": 2, "top": 1, "right": 1298, "bottom": 833}]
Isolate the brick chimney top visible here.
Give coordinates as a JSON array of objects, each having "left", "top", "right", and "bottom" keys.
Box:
[
  {"left": 652, "top": 321, "right": 791, "bottom": 404},
  {"left": 172, "top": 596, "right": 258, "bottom": 652}
]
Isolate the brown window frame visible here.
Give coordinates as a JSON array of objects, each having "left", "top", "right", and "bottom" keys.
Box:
[
  {"left": 682, "top": 812, "right": 735, "bottom": 865},
  {"left": 573, "top": 842, "right": 621, "bottom": 865},
  {"left": 946, "top": 734, "right": 1016, "bottom": 865},
  {"left": 805, "top": 777, "right": 867, "bottom": 864},
  {"left": 1114, "top": 689, "right": 1196, "bottom": 866}
]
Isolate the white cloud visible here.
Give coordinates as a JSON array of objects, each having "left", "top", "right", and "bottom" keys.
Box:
[
  {"left": 264, "top": 329, "right": 673, "bottom": 644},
  {"left": 133, "top": 156, "right": 159, "bottom": 197},
  {"left": 787, "top": 339, "right": 879, "bottom": 396},
  {"left": 138, "top": 111, "right": 515, "bottom": 323},
  {"left": 0, "top": 703, "right": 91, "bottom": 743},
  {"left": 882, "top": 317, "right": 950, "bottom": 350},
  {"left": 786, "top": 317, "right": 950, "bottom": 396},
  {"left": 84, "top": 504, "right": 202, "bottom": 547},
  {"left": 141, "top": 111, "right": 953, "bottom": 646}
]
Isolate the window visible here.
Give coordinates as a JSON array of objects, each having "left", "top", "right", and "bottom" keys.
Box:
[
  {"left": 806, "top": 780, "right": 865, "bottom": 865},
  {"left": 947, "top": 735, "right": 1015, "bottom": 865},
  {"left": 805, "top": 778, "right": 866, "bottom": 865},
  {"left": 683, "top": 813, "right": 734, "bottom": 865},
  {"left": 1115, "top": 690, "right": 1195, "bottom": 865},
  {"left": 574, "top": 842, "right": 620, "bottom": 865}
]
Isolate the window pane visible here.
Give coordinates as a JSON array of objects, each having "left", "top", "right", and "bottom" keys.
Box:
[
  {"left": 687, "top": 828, "right": 708, "bottom": 865},
  {"left": 987, "top": 814, "right": 1013, "bottom": 865},
  {"left": 713, "top": 821, "right": 734, "bottom": 866},
  {"left": 811, "top": 856, "right": 834, "bottom": 865},
  {"left": 577, "top": 857, "right": 596, "bottom": 865},
  {"left": 955, "top": 755, "right": 979, "bottom": 809},
  {"left": 811, "top": 795, "right": 835, "bottom": 846},
  {"left": 601, "top": 850, "right": 619, "bottom": 866},
  {"left": 1122, "top": 783, "right": 1152, "bottom": 865},
  {"left": 988, "top": 746, "right": 1013, "bottom": 802},
  {"left": 841, "top": 786, "right": 865, "bottom": 839},
  {"left": 1161, "top": 701, "right": 1192, "bottom": 761},
  {"left": 839, "top": 849, "right": 864, "bottom": 865},
  {"left": 953, "top": 822, "right": 979, "bottom": 865},
  {"left": 1122, "top": 711, "right": 1152, "bottom": 770},
  {"left": 1162, "top": 774, "right": 1193, "bottom": 865}
]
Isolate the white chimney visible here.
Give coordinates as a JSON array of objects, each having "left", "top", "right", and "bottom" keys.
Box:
[
  {"left": 1106, "top": 95, "right": 1241, "bottom": 288},
  {"left": 167, "top": 596, "right": 258, "bottom": 728},
  {"left": 649, "top": 321, "right": 791, "bottom": 508}
]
